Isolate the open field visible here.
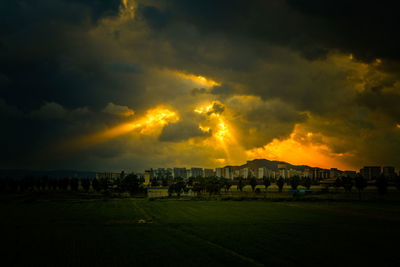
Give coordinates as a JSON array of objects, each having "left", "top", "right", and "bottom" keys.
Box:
[{"left": 1, "top": 194, "right": 400, "bottom": 266}]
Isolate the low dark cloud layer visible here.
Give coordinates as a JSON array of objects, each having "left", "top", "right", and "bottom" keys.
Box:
[{"left": 159, "top": 120, "right": 211, "bottom": 142}]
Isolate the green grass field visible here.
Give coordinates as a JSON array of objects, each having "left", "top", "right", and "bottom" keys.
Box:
[{"left": 1, "top": 195, "right": 400, "bottom": 266}]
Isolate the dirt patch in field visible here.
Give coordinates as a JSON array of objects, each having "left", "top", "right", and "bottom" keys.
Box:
[{"left": 105, "top": 219, "right": 153, "bottom": 225}]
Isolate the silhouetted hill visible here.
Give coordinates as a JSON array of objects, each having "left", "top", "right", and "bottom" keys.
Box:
[{"left": 229, "top": 159, "right": 315, "bottom": 171}]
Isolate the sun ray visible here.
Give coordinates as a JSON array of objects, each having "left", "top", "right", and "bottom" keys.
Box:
[{"left": 47, "top": 107, "right": 178, "bottom": 156}]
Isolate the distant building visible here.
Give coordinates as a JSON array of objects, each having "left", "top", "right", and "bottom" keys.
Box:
[
  {"left": 383, "top": 166, "right": 395, "bottom": 178},
  {"left": 360, "top": 166, "right": 381, "bottom": 180},
  {"left": 288, "top": 169, "right": 302, "bottom": 178},
  {"left": 173, "top": 168, "right": 187, "bottom": 179},
  {"left": 330, "top": 168, "right": 343, "bottom": 179},
  {"left": 216, "top": 168, "right": 222, "bottom": 178},
  {"left": 239, "top": 168, "right": 249, "bottom": 178},
  {"left": 191, "top": 168, "right": 204, "bottom": 178},
  {"left": 147, "top": 187, "right": 169, "bottom": 198},
  {"left": 258, "top": 167, "right": 274, "bottom": 179},
  {"left": 278, "top": 164, "right": 287, "bottom": 178},
  {"left": 224, "top": 167, "right": 232, "bottom": 179},
  {"left": 314, "top": 168, "right": 330, "bottom": 179},
  {"left": 96, "top": 172, "right": 121, "bottom": 182},
  {"left": 166, "top": 168, "right": 173, "bottom": 177},
  {"left": 344, "top": 171, "right": 356, "bottom": 178},
  {"left": 303, "top": 168, "right": 313, "bottom": 179},
  {"left": 204, "top": 169, "right": 214, "bottom": 178},
  {"left": 144, "top": 170, "right": 151, "bottom": 185},
  {"left": 258, "top": 168, "right": 265, "bottom": 179},
  {"left": 154, "top": 168, "right": 167, "bottom": 178}
]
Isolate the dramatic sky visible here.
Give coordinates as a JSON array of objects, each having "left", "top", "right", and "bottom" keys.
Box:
[{"left": 1, "top": 0, "right": 400, "bottom": 172}]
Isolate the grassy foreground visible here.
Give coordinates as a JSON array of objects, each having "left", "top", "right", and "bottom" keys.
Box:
[{"left": 1, "top": 195, "right": 400, "bottom": 266}]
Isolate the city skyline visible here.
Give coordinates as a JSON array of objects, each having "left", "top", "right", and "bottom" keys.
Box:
[{"left": 102, "top": 158, "right": 398, "bottom": 178}]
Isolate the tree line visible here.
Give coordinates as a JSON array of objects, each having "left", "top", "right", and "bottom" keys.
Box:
[
  {"left": 0, "top": 173, "right": 144, "bottom": 195},
  {"left": 1, "top": 173, "right": 399, "bottom": 198}
]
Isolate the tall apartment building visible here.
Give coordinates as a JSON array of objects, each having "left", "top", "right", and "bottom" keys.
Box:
[
  {"left": 278, "top": 164, "right": 288, "bottom": 178},
  {"left": 344, "top": 171, "right": 356, "bottom": 178},
  {"left": 360, "top": 166, "right": 381, "bottom": 180},
  {"left": 383, "top": 166, "right": 395, "bottom": 178},
  {"left": 314, "top": 168, "right": 330, "bottom": 179},
  {"left": 144, "top": 170, "right": 151, "bottom": 185},
  {"left": 191, "top": 168, "right": 204, "bottom": 178},
  {"left": 224, "top": 167, "right": 232, "bottom": 179},
  {"left": 173, "top": 168, "right": 187, "bottom": 179},
  {"left": 239, "top": 168, "right": 249, "bottom": 178},
  {"left": 204, "top": 169, "right": 214, "bottom": 178},
  {"left": 330, "top": 168, "right": 343, "bottom": 178}
]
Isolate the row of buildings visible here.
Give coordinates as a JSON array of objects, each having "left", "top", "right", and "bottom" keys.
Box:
[
  {"left": 95, "top": 165, "right": 397, "bottom": 185},
  {"left": 138, "top": 165, "right": 397, "bottom": 182}
]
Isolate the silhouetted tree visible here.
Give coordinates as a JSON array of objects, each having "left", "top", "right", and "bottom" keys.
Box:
[
  {"left": 192, "top": 183, "right": 203, "bottom": 196},
  {"left": 238, "top": 178, "right": 244, "bottom": 192},
  {"left": 40, "top": 176, "right": 49, "bottom": 191},
  {"left": 138, "top": 176, "right": 144, "bottom": 184},
  {"left": 221, "top": 178, "right": 230, "bottom": 192},
  {"left": 249, "top": 177, "right": 257, "bottom": 192},
  {"left": 48, "top": 178, "right": 57, "bottom": 191},
  {"left": 376, "top": 174, "right": 388, "bottom": 196},
  {"left": 113, "top": 178, "right": 122, "bottom": 193},
  {"left": 334, "top": 177, "right": 342, "bottom": 192},
  {"left": 92, "top": 178, "right": 101, "bottom": 192},
  {"left": 21, "top": 176, "right": 34, "bottom": 192},
  {"left": 121, "top": 174, "right": 140, "bottom": 194},
  {"left": 168, "top": 184, "right": 175, "bottom": 196},
  {"left": 263, "top": 177, "right": 271, "bottom": 197},
  {"left": 205, "top": 178, "right": 220, "bottom": 195},
  {"left": 355, "top": 174, "right": 367, "bottom": 200},
  {"left": 187, "top": 177, "right": 194, "bottom": 187},
  {"left": 395, "top": 175, "right": 400, "bottom": 191},
  {"left": 277, "top": 177, "right": 284, "bottom": 192},
  {"left": 0, "top": 179, "right": 6, "bottom": 193},
  {"left": 7, "top": 179, "right": 18, "bottom": 193},
  {"left": 174, "top": 181, "right": 186, "bottom": 196},
  {"left": 70, "top": 178, "right": 79, "bottom": 191},
  {"left": 302, "top": 177, "right": 312, "bottom": 190},
  {"left": 342, "top": 176, "right": 353, "bottom": 193},
  {"left": 161, "top": 177, "right": 168, "bottom": 187},
  {"left": 59, "top": 178, "right": 69, "bottom": 191},
  {"left": 151, "top": 178, "right": 159, "bottom": 187},
  {"left": 81, "top": 178, "right": 91, "bottom": 192},
  {"left": 289, "top": 176, "right": 300, "bottom": 190}
]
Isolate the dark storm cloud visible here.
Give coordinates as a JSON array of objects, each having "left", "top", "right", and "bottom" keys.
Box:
[
  {"left": 207, "top": 102, "right": 224, "bottom": 116},
  {"left": 0, "top": 0, "right": 129, "bottom": 111},
  {"left": 159, "top": 120, "right": 211, "bottom": 142},
  {"left": 139, "top": 0, "right": 400, "bottom": 63},
  {"left": 356, "top": 89, "right": 400, "bottom": 121},
  {"left": 190, "top": 88, "right": 207, "bottom": 96},
  {"left": 286, "top": 0, "right": 400, "bottom": 62}
]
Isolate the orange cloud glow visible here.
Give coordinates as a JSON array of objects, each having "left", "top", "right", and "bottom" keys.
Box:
[
  {"left": 246, "top": 125, "right": 356, "bottom": 171},
  {"left": 194, "top": 102, "right": 246, "bottom": 165},
  {"left": 49, "top": 107, "right": 178, "bottom": 156},
  {"left": 170, "top": 70, "right": 220, "bottom": 87}
]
